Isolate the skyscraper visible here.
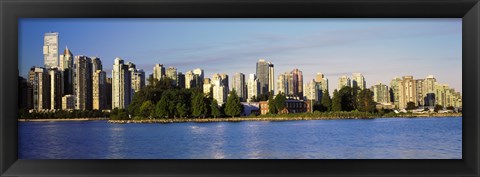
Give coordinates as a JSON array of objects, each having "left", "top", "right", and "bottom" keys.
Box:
[
  {"left": 43, "top": 32, "right": 59, "bottom": 68},
  {"left": 177, "top": 72, "right": 185, "bottom": 89},
  {"left": 304, "top": 79, "right": 322, "bottom": 102},
  {"left": 112, "top": 58, "right": 131, "bottom": 109},
  {"left": 166, "top": 67, "right": 178, "bottom": 86},
  {"left": 106, "top": 77, "right": 112, "bottom": 109},
  {"left": 314, "top": 72, "right": 329, "bottom": 91},
  {"left": 153, "top": 64, "right": 165, "bottom": 81},
  {"left": 371, "top": 83, "right": 390, "bottom": 104},
  {"left": 415, "top": 79, "right": 425, "bottom": 106},
  {"left": 352, "top": 73, "right": 366, "bottom": 89},
  {"left": 93, "top": 70, "right": 107, "bottom": 110},
  {"left": 74, "top": 55, "right": 93, "bottom": 110},
  {"left": 49, "top": 68, "right": 63, "bottom": 110},
  {"left": 390, "top": 77, "right": 402, "bottom": 108},
  {"left": 232, "top": 73, "right": 247, "bottom": 102},
  {"left": 291, "top": 68, "right": 303, "bottom": 98},
  {"left": 398, "top": 76, "right": 417, "bottom": 109},
  {"left": 91, "top": 57, "right": 102, "bottom": 73},
  {"left": 29, "top": 67, "right": 50, "bottom": 110},
  {"left": 268, "top": 62, "right": 275, "bottom": 94},
  {"left": 256, "top": 59, "right": 270, "bottom": 95},
  {"left": 276, "top": 73, "right": 287, "bottom": 95},
  {"left": 212, "top": 73, "right": 229, "bottom": 104},
  {"left": 247, "top": 73, "right": 259, "bottom": 102},
  {"left": 338, "top": 75, "right": 351, "bottom": 90},
  {"left": 129, "top": 63, "right": 145, "bottom": 93},
  {"left": 59, "top": 47, "right": 74, "bottom": 95}
]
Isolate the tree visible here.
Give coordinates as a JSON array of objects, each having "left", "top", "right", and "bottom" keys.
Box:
[
  {"left": 331, "top": 89, "right": 342, "bottom": 112},
  {"left": 320, "top": 89, "right": 332, "bottom": 112},
  {"left": 139, "top": 101, "right": 154, "bottom": 118},
  {"left": 268, "top": 91, "right": 277, "bottom": 114},
  {"left": 356, "top": 89, "right": 376, "bottom": 113},
  {"left": 434, "top": 104, "right": 444, "bottom": 112},
  {"left": 225, "top": 89, "right": 242, "bottom": 117},
  {"left": 274, "top": 92, "right": 286, "bottom": 113},
  {"left": 191, "top": 91, "right": 207, "bottom": 118},
  {"left": 406, "top": 101, "right": 417, "bottom": 110},
  {"left": 249, "top": 96, "right": 257, "bottom": 102},
  {"left": 155, "top": 96, "right": 169, "bottom": 119},
  {"left": 210, "top": 99, "right": 221, "bottom": 118},
  {"left": 176, "top": 103, "right": 188, "bottom": 118}
]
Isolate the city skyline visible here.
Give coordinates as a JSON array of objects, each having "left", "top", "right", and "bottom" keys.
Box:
[{"left": 19, "top": 18, "right": 462, "bottom": 93}]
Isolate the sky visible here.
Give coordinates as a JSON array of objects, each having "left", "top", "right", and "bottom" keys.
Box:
[{"left": 19, "top": 18, "right": 462, "bottom": 94}]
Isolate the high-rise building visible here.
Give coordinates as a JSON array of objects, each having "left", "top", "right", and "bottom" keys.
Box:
[
  {"left": 166, "top": 67, "right": 177, "bottom": 86},
  {"left": 59, "top": 47, "right": 74, "bottom": 95},
  {"left": 351, "top": 73, "right": 366, "bottom": 89},
  {"left": 415, "top": 79, "right": 425, "bottom": 106},
  {"left": 315, "top": 72, "right": 329, "bottom": 92},
  {"left": 304, "top": 79, "right": 322, "bottom": 102},
  {"left": 106, "top": 77, "right": 112, "bottom": 110},
  {"left": 247, "top": 73, "right": 259, "bottom": 102},
  {"left": 276, "top": 73, "right": 287, "bottom": 95},
  {"left": 29, "top": 67, "right": 50, "bottom": 110},
  {"left": 203, "top": 78, "right": 213, "bottom": 97},
  {"left": 18, "top": 76, "right": 31, "bottom": 109},
  {"left": 256, "top": 59, "right": 270, "bottom": 95},
  {"left": 390, "top": 77, "right": 402, "bottom": 108},
  {"left": 185, "top": 71, "right": 195, "bottom": 89},
  {"left": 291, "top": 68, "right": 303, "bottom": 98},
  {"left": 398, "top": 76, "right": 417, "bottom": 109},
  {"left": 268, "top": 62, "right": 275, "bottom": 94},
  {"left": 49, "top": 68, "right": 63, "bottom": 110},
  {"left": 91, "top": 57, "right": 102, "bottom": 73},
  {"left": 62, "top": 95, "right": 76, "bottom": 110},
  {"left": 232, "top": 73, "right": 247, "bottom": 102},
  {"left": 338, "top": 75, "right": 351, "bottom": 90},
  {"left": 424, "top": 75, "right": 436, "bottom": 94},
  {"left": 43, "top": 32, "right": 59, "bottom": 68},
  {"left": 130, "top": 67, "right": 145, "bottom": 93},
  {"left": 212, "top": 73, "right": 229, "bottom": 104},
  {"left": 153, "top": 64, "right": 165, "bottom": 81},
  {"left": 177, "top": 72, "right": 185, "bottom": 89},
  {"left": 73, "top": 55, "right": 93, "bottom": 110},
  {"left": 93, "top": 70, "right": 107, "bottom": 110},
  {"left": 370, "top": 83, "right": 390, "bottom": 104},
  {"left": 112, "top": 58, "right": 131, "bottom": 109}
]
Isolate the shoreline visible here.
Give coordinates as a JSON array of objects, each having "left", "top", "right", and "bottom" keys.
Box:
[
  {"left": 18, "top": 118, "right": 109, "bottom": 122},
  {"left": 108, "top": 113, "right": 462, "bottom": 124},
  {"left": 17, "top": 113, "right": 461, "bottom": 123}
]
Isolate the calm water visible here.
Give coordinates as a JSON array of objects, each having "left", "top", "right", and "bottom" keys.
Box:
[{"left": 19, "top": 117, "right": 462, "bottom": 159}]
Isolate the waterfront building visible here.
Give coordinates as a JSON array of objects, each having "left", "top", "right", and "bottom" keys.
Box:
[
  {"left": 398, "top": 76, "right": 417, "bottom": 109},
  {"left": 166, "top": 67, "right": 177, "bottom": 86},
  {"left": 203, "top": 78, "right": 213, "bottom": 97},
  {"left": 291, "top": 68, "right": 304, "bottom": 98},
  {"left": 351, "top": 73, "right": 366, "bottom": 89},
  {"left": 370, "top": 83, "right": 390, "bottom": 104},
  {"left": 153, "top": 64, "right": 165, "bottom": 82},
  {"left": 177, "top": 72, "right": 185, "bottom": 89},
  {"left": 62, "top": 95, "right": 76, "bottom": 110},
  {"left": 193, "top": 68, "right": 204, "bottom": 88},
  {"left": 256, "top": 59, "right": 271, "bottom": 95},
  {"left": 106, "top": 77, "right": 112, "bottom": 109},
  {"left": 29, "top": 67, "right": 50, "bottom": 110},
  {"left": 18, "top": 76, "right": 31, "bottom": 109},
  {"left": 93, "top": 70, "right": 107, "bottom": 110},
  {"left": 247, "top": 73, "right": 259, "bottom": 102},
  {"left": 59, "top": 47, "right": 74, "bottom": 95},
  {"left": 232, "top": 73, "right": 247, "bottom": 101},
  {"left": 185, "top": 70, "right": 202, "bottom": 89},
  {"left": 268, "top": 62, "right": 275, "bottom": 94},
  {"left": 259, "top": 99, "right": 312, "bottom": 115},
  {"left": 276, "top": 73, "right": 287, "bottom": 95},
  {"left": 314, "top": 72, "right": 329, "bottom": 92},
  {"left": 112, "top": 58, "right": 131, "bottom": 109},
  {"left": 49, "top": 68, "right": 63, "bottom": 110},
  {"left": 304, "top": 79, "right": 322, "bottom": 102},
  {"left": 43, "top": 32, "right": 59, "bottom": 68},
  {"left": 212, "top": 73, "right": 229, "bottom": 104},
  {"left": 131, "top": 68, "right": 145, "bottom": 93},
  {"left": 91, "top": 57, "right": 102, "bottom": 73},
  {"left": 390, "top": 77, "right": 402, "bottom": 108},
  {"left": 415, "top": 79, "right": 425, "bottom": 106},
  {"left": 338, "top": 75, "right": 351, "bottom": 90},
  {"left": 73, "top": 55, "right": 93, "bottom": 110}
]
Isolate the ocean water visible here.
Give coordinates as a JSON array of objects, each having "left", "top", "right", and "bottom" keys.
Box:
[{"left": 18, "top": 117, "right": 462, "bottom": 159}]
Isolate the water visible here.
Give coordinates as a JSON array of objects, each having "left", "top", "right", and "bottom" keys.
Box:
[{"left": 18, "top": 117, "right": 462, "bottom": 159}]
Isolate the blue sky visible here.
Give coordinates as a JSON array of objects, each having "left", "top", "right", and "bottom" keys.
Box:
[{"left": 19, "top": 18, "right": 462, "bottom": 94}]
